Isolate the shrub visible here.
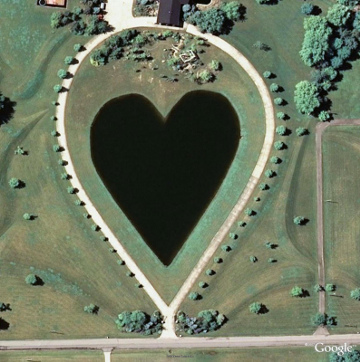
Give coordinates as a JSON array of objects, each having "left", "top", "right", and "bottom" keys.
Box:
[
  {"left": 25, "top": 274, "right": 40, "bottom": 285},
  {"left": 250, "top": 256, "right": 257, "bottom": 263},
  {"left": 23, "top": 213, "right": 33, "bottom": 220},
  {"left": 9, "top": 178, "right": 21, "bottom": 189},
  {"left": 301, "top": 3, "right": 314, "bottom": 15},
  {"left": 293, "top": 216, "right": 306, "bottom": 225},
  {"left": 84, "top": 303, "right": 99, "bottom": 314},
  {"left": 53, "top": 84, "right": 62, "bottom": 93},
  {"left": 351, "top": 288, "right": 360, "bottom": 301}
]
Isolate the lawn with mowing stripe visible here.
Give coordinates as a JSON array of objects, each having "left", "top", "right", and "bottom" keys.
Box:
[
  {"left": 0, "top": 1, "right": 157, "bottom": 340},
  {"left": 323, "top": 126, "right": 360, "bottom": 334}
]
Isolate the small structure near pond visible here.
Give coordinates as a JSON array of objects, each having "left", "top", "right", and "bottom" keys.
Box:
[{"left": 37, "top": 0, "right": 67, "bottom": 8}]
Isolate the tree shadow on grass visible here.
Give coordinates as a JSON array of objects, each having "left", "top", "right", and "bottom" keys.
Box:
[
  {"left": 0, "top": 96, "right": 16, "bottom": 126},
  {"left": 0, "top": 318, "right": 10, "bottom": 330}
]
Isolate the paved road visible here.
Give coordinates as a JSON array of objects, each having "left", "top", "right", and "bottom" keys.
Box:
[
  {"left": 1, "top": 334, "right": 360, "bottom": 350},
  {"left": 55, "top": 0, "right": 275, "bottom": 338},
  {"left": 315, "top": 119, "right": 360, "bottom": 315}
]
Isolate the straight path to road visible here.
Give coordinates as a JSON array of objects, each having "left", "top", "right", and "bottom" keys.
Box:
[{"left": 55, "top": 0, "right": 275, "bottom": 338}]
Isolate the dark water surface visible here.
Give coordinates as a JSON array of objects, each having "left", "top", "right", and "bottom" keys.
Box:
[{"left": 91, "top": 91, "right": 240, "bottom": 265}]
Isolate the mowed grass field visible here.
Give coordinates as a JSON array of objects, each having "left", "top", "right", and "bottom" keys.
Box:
[
  {"left": 65, "top": 31, "right": 265, "bottom": 304},
  {"left": 0, "top": 347, "right": 326, "bottom": 362},
  {"left": 323, "top": 126, "right": 360, "bottom": 334},
  {"left": 0, "top": 1, "right": 157, "bottom": 339}
]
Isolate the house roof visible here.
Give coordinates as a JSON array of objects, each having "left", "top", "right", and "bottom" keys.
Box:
[{"left": 157, "top": 0, "right": 190, "bottom": 27}]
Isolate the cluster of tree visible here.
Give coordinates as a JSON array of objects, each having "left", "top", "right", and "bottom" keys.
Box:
[
  {"left": 329, "top": 349, "right": 360, "bottom": 362},
  {"left": 311, "top": 312, "right": 336, "bottom": 326},
  {"left": 296, "top": 0, "right": 360, "bottom": 117},
  {"left": 50, "top": 0, "right": 110, "bottom": 36},
  {"left": 184, "top": 2, "right": 246, "bottom": 35},
  {"left": 176, "top": 310, "right": 226, "bottom": 335},
  {"left": 115, "top": 310, "right": 163, "bottom": 335},
  {"left": 90, "top": 30, "right": 142, "bottom": 66}
]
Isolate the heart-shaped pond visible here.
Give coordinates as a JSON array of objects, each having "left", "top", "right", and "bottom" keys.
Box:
[{"left": 90, "top": 91, "right": 240, "bottom": 265}]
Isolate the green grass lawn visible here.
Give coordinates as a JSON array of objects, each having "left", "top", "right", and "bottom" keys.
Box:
[
  {"left": 323, "top": 126, "right": 360, "bottom": 334},
  {"left": 111, "top": 347, "right": 325, "bottom": 362},
  {"left": 0, "top": 1, "right": 157, "bottom": 340},
  {"left": 65, "top": 30, "right": 265, "bottom": 303}
]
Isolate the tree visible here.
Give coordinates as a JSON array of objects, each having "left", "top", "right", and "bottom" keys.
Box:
[
  {"left": 268, "top": 258, "right": 276, "bottom": 263},
  {"left": 293, "top": 216, "right": 306, "bottom": 225},
  {"left": 221, "top": 245, "right": 232, "bottom": 252},
  {"left": 276, "top": 125, "right": 287, "bottom": 135},
  {"left": 57, "top": 69, "right": 67, "bottom": 79},
  {"left": 229, "top": 232, "right": 238, "bottom": 240},
  {"left": 197, "top": 70, "right": 214, "bottom": 83},
  {"left": 270, "top": 156, "right": 281, "bottom": 164},
  {"left": 53, "top": 84, "right": 62, "bottom": 93},
  {"left": 25, "top": 274, "right": 39, "bottom": 285},
  {"left": 249, "top": 302, "right": 266, "bottom": 314},
  {"left": 67, "top": 186, "right": 76, "bottom": 194},
  {"left": 50, "top": 116, "right": 57, "bottom": 121},
  {"left": 301, "top": 3, "right": 314, "bottom": 15},
  {"left": 265, "top": 241, "right": 276, "bottom": 249},
  {"left": 296, "top": 127, "right": 309, "bottom": 136},
  {"left": 126, "top": 271, "right": 134, "bottom": 277},
  {"left": 9, "top": 178, "right": 21, "bottom": 189},
  {"left": 259, "top": 183, "right": 269, "bottom": 190},
  {"left": 53, "top": 144, "right": 61, "bottom": 152},
  {"left": 327, "top": 4, "right": 351, "bottom": 27},
  {"left": 263, "top": 70, "right": 272, "bottom": 78},
  {"left": 51, "top": 130, "right": 58, "bottom": 137},
  {"left": 291, "top": 286, "right": 305, "bottom": 297},
  {"left": 206, "top": 269, "right": 215, "bottom": 276},
  {"left": 294, "top": 81, "right": 320, "bottom": 115},
  {"left": 84, "top": 303, "right": 99, "bottom": 314},
  {"left": 276, "top": 111, "right": 286, "bottom": 120},
  {"left": 270, "top": 83, "right": 280, "bottom": 92},
  {"left": 189, "top": 292, "right": 201, "bottom": 300},
  {"left": 350, "top": 288, "right": 360, "bottom": 300},
  {"left": 274, "top": 97, "right": 284, "bottom": 106},
  {"left": 325, "top": 284, "right": 336, "bottom": 292},
  {"left": 61, "top": 173, "right": 69, "bottom": 180},
  {"left": 245, "top": 208, "right": 256, "bottom": 216},
  {"left": 256, "top": 0, "right": 272, "bottom": 4},
  {"left": 23, "top": 213, "right": 33, "bottom": 220},
  {"left": 91, "top": 224, "right": 99, "bottom": 231},
  {"left": 14, "top": 146, "right": 26, "bottom": 155},
  {"left": 312, "top": 312, "right": 327, "bottom": 326},
  {"left": 214, "top": 257, "right": 222, "bottom": 263},
  {"left": 209, "top": 60, "right": 222, "bottom": 71},
  {"left": 50, "top": 12, "right": 63, "bottom": 28},
  {"left": 64, "top": 56, "right": 74, "bottom": 65},
  {"left": 314, "top": 284, "right": 323, "bottom": 293},
  {"left": 265, "top": 169, "right": 276, "bottom": 178},
  {"left": 74, "top": 43, "right": 83, "bottom": 52},
  {"left": 250, "top": 256, "right": 257, "bottom": 263},
  {"left": 220, "top": 1, "right": 246, "bottom": 21},
  {"left": 274, "top": 141, "right": 285, "bottom": 150},
  {"left": 319, "top": 110, "right": 330, "bottom": 122},
  {"left": 192, "top": 8, "right": 227, "bottom": 35},
  {"left": 199, "top": 281, "right": 208, "bottom": 288},
  {"left": 300, "top": 16, "right": 332, "bottom": 67}
]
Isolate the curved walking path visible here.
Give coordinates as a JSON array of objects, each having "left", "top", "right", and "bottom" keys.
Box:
[{"left": 55, "top": 0, "right": 275, "bottom": 338}]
